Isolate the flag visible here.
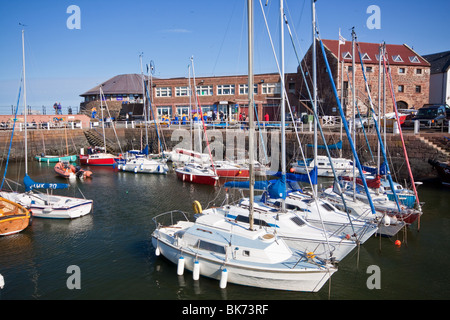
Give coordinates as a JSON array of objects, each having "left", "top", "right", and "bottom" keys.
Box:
[{"left": 339, "top": 30, "right": 346, "bottom": 45}]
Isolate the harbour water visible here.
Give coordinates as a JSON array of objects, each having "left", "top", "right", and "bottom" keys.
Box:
[{"left": 0, "top": 160, "right": 449, "bottom": 301}]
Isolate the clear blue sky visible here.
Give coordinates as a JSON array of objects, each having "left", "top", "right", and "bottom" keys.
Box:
[{"left": 0, "top": 0, "right": 449, "bottom": 113}]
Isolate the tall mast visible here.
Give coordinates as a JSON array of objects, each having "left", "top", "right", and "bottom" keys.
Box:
[
  {"left": 22, "top": 28, "right": 28, "bottom": 175},
  {"left": 280, "top": 0, "right": 286, "bottom": 211},
  {"left": 312, "top": 0, "right": 318, "bottom": 196},
  {"left": 140, "top": 53, "right": 149, "bottom": 148},
  {"left": 248, "top": 0, "right": 255, "bottom": 230},
  {"left": 351, "top": 28, "right": 356, "bottom": 200}
]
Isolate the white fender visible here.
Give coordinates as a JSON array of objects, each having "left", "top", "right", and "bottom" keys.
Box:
[
  {"left": 177, "top": 256, "right": 185, "bottom": 275},
  {"left": 193, "top": 261, "right": 200, "bottom": 281},
  {"left": 219, "top": 268, "right": 228, "bottom": 289}
]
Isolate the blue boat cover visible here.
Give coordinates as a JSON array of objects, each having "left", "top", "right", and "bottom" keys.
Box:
[
  {"left": 24, "top": 174, "right": 69, "bottom": 192},
  {"left": 307, "top": 140, "right": 342, "bottom": 150}
]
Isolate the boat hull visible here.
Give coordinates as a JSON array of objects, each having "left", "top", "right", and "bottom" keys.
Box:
[
  {"left": 35, "top": 155, "right": 78, "bottom": 163},
  {"left": 79, "top": 154, "right": 118, "bottom": 166},
  {"left": 176, "top": 170, "right": 218, "bottom": 186},
  {"left": 152, "top": 236, "right": 335, "bottom": 292},
  {"left": 0, "top": 198, "right": 31, "bottom": 236},
  {"left": 215, "top": 169, "right": 249, "bottom": 179}
]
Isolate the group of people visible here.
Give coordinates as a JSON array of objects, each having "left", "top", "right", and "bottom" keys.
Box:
[{"left": 53, "top": 102, "right": 62, "bottom": 115}]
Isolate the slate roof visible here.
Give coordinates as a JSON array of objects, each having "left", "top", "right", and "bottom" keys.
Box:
[
  {"left": 422, "top": 51, "right": 450, "bottom": 74},
  {"left": 321, "top": 39, "right": 430, "bottom": 67},
  {"left": 80, "top": 74, "right": 151, "bottom": 97}
]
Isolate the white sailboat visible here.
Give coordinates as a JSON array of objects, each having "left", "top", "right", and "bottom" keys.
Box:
[
  {"left": 151, "top": 0, "right": 336, "bottom": 292},
  {"left": 119, "top": 55, "right": 169, "bottom": 175},
  {"left": 0, "top": 28, "right": 93, "bottom": 219}
]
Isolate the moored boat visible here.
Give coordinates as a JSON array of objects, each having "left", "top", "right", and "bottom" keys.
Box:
[
  {"left": 0, "top": 197, "right": 31, "bottom": 236},
  {"left": 175, "top": 163, "right": 218, "bottom": 186}
]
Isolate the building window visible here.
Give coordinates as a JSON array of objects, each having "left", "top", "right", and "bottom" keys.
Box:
[
  {"left": 157, "top": 106, "right": 172, "bottom": 119},
  {"left": 416, "top": 68, "right": 422, "bottom": 75},
  {"left": 155, "top": 87, "right": 172, "bottom": 97},
  {"left": 415, "top": 85, "right": 421, "bottom": 93},
  {"left": 175, "top": 86, "right": 190, "bottom": 97},
  {"left": 366, "top": 66, "right": 373, "bottom": 73},
  {"left": 288, "top": 83, "right": 296, "bottom": 94},
  {"left": 176, "top": 106, "right": 190, "bottom": 116},
  {"left": 262, "top": 83, "right": 281, "bottom": 95},
  {"left": 239, "top": 84, "right": 257, "bottom": 95},
  {"left": 196, "top": 85, "right": 213, "bottom": 96},
  {"left": 361, "top": 53, "right": 371, "bottom": 61},
  {"left": 399, "top": 68, "right": 406, "bottom": 74},
  {"left": 409, "top": 56, "right": 420, "bottom": 63},
  {"left": 342, "top": 52, "right": 352, "bottom": 60},
  {"left": 392, "top": 55, "right": 403, "bottom": 62},
  {"left": 217, "top": 84, "right": 235, "bottom": 95},
  {"left": 398, "top": 85, "right": 405, "bottom": 93}
]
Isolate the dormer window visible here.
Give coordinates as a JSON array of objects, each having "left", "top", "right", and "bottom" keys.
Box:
[
  {"left": 342, "top": 52, "right": 352, "bottom": 60},
  {"left": 409, "top": 56, "right": 420, "bottom": 63},
  {"left": 361, "top": 53, "right": 371, "bottom": 61},
  {"left": 392, "top": 55, "right": 403, "bottom": 62}
]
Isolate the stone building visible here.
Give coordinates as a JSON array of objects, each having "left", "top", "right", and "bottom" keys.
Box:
[{"left": 297, "top": 39, "right": 431, "bottom": 117}]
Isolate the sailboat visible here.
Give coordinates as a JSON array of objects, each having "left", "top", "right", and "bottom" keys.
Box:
[
  {"left": 0, "top": 28, "right": 93, "bottom": 220},
  {"left": 119, "top": 56, "right": 169, "bottom": 175},
  {"left": 0, "top": 197, "right": 31, "bottom": 236},
  {"left": 175, "top": 57, "right": 219, "bottom": 185},
  {"left": 151, "top": 0, "right": 336, "bottom": 292},
  {"left": 79, "top": 88, "right": 122, "bottom": 166}
]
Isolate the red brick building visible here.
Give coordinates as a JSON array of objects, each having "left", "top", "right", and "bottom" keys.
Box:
[
  {"left": 297, "top": 39, "right": 431, "bottom": 117},
  {"left": 80, "top": 72, "right": 300, "bottom": 122}
]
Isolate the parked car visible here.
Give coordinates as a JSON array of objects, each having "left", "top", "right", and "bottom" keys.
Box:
[{"left": 412, "top": 105, "right": 448, "bottom": 127}]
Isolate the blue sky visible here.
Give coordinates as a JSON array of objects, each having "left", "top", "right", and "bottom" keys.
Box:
[{"left": 0, "top": 0, "right": 449, "bottom": 113}]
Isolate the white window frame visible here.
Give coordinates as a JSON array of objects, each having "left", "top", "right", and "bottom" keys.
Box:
[
  {"left": 262, "top": 83, "right": 281, "bottom": 95},
  {"left": 157, "top": 106, "right": 172, "bottom": 119},
  {"left": 175, "top": 86, "right": 190, "bottom": 97},
  {"left": 196, "top": 85, "right": 213, "bottom": 96},
  {"left": 217, "top": 84, "right": 235, "bottom": 96},
  {"left": 239, "top": 84, "right": 258, "bottom": 95},
  {"left": 155, "top": 87, "right": 172, "bottom": 97}
]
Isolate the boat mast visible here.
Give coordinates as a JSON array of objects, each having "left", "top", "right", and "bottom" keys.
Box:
[
  {"left": 140, "top": 53, "right": 149, "bottom": 148},
  {"left": 22, "top": 28, "right": 28, "bottom": 175},
  {"left": 280, "top": 0, "right": 286, "bottom": 211},
  {"left": 100, "top": 87, "right": 107, "bottom": 151},
  {"left": 312, "top": 0, "right": 318, "bottom": 196},
  {"left": 351, "top": 27, "right": 356, "bottom": 200},
  {"left": 248, "top": 0, "right": 255, "bottom": 230}
]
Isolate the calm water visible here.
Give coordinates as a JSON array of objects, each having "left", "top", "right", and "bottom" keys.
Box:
[{"left": 0, "top": 160, "right": 449, "bottom": 301}]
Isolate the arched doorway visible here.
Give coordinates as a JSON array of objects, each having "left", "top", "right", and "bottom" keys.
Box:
[{"left": 396, "top": 101, "right": 408, "bottom": 110}]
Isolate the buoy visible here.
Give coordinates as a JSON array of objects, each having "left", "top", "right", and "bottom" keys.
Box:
[
  {"left": 345, "top": 234, "right": 351, "bottom": 240},
  {"left": 219, "top": 268, "right": 228, "bottom": 289},
  {"left": 193, "top": 261, "right": 200, "bottom": 280},
  {"left": 192, "top": 201, "right": 203, "bottom": 214},
  {"left": 0, "top": 273, "right": 4, "bottom": 289},
  {"left": 290, "top": 167, "right": 295, "bottom": 173},
  {"left": 383, "top": 215, "right": 391, "bottom": 227},
  {"left": 155, "top": 246, "right": 160, "bottom": 256},
  {"left": 395, "top": 240, "right": 401, "bottom": 247},
  {"left": 134, "top": 167, "right": 138, "bottom": 173},
  {"left": 177, "top": 256, "right": 185, "bottom": 275}
]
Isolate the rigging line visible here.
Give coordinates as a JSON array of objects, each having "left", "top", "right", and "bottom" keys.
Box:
[
  {"left": 212, "top": 0, "right": 239, "bottom": 76},
  {"left": 284, "top": 12, "right": 356, "bottom": 233},
  {"left": 1, "top": 77, "right": 23, "bottom": 190},
  {"left": 344, "top": 69, "right": 375, "bottom": 163},
  {"left": 319, "top": 37, "right": 377, "bottom": 216},
  {"left": 258, "top": 0, "right": 334, "bottom": 253},
  {"left": 382, "top": 50, "right": 421, "bottom": 212}
]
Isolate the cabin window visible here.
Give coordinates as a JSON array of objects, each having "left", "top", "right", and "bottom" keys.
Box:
[
  {"left": 197, "top": 240, "right": 226, "bottom": 254},
  {"left": 243, "top": 250, "right": 250, "bottom": 257},
  {"left": 321, "top": 203, "right": 335, "bottom": 212},
  {"left": 290, "top": 216, "right": 306, "bottom": 227},
  {"left": 235, "top": 215, "right": 271, "bottom": 227}
]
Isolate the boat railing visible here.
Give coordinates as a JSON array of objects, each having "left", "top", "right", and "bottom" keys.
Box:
[{"left": 152, "top": 210, "right": 191, "bottom": 229}]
